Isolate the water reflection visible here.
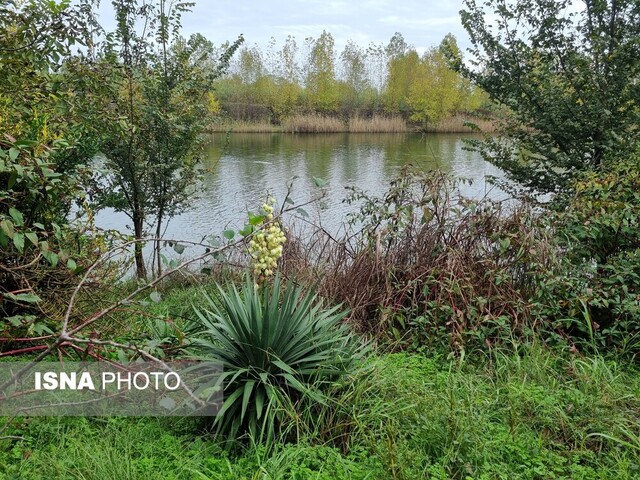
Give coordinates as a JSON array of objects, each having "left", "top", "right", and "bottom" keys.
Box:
[{"left": 96, "top": 132, "right": 505, "bottom": 243}]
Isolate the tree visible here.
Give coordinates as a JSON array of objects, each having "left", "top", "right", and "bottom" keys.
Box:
[
  {"left": 408, "top": 36, "right": 464, "bottom": 129},
  {"left": 98, "top": 0, "right": 241, "bottom": 278},
  {"left": 385, "top": 32, "right": 408, "bottom": 60},
  {"left": 304, "top": 31, "right": 339, "bottom": 112},
  {"left": 0, "top": 0, "right": 106, "bottom": 325},
  {"left": 340, "top": 40, "right": 370, "bottom": 112},
  {"left": 454, "top": 0, "right": 640, "bottom": 195},
  {"left": 383, "top": 49, "right": 420, "bottom": 114}
]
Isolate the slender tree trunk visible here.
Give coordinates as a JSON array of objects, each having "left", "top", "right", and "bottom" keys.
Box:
[
  {"left": 155, "top": 206, "right": 164, "bottom": 278},
  {"left": 133, "top": 211, "right": 147, "bottom": 280}
]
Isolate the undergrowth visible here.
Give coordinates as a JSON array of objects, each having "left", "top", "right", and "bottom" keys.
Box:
[{"left": 2, "top": 344, "right": 639, "bottom": 479}]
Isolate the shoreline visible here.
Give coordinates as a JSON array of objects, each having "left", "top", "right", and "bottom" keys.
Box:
[{"left": 206, "top": 113, "right": 497, "bottom": 134}]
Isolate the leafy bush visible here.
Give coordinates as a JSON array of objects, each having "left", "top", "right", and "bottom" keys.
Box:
[
  {"left": 189, "top": 274, "right": 362, "bottom": 444},
  {"left": 534, "top": 157, "right": 640, "bottom": 354},
  {"left": 0, "top": 137, "right": 98, "bottom": 340}
]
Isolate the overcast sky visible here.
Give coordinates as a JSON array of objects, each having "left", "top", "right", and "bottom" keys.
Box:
[{"left": 95, "top": 0, "right": 473, "bottom": 55}]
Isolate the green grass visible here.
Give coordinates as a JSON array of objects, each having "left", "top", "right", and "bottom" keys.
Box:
[{"left": 2, "top": 343, "right": 639, "bottom": 479}]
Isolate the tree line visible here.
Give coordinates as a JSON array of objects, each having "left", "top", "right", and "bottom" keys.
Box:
[{"left": 212, "top": 32, "right": 489, "bottom": 126}]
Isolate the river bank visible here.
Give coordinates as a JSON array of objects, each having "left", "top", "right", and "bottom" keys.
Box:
[{"left": 207, "top": 113, "right": 497, "bottom": 134}]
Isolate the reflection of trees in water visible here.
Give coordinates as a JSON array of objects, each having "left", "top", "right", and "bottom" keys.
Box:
[{"left": 100, "top": 133, "right": 498, "bottom": 241}]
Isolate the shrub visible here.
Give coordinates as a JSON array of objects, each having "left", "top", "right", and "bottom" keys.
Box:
[
  {"left": 0, "top": 137, "right": 105, "bottom": 342},
  {"left": 189, "top": 274, "right": 363, "bottom": 444},
  {"left": 534, "top": 157, "right": 640, "bottom": 354},
  {"left": 282, "top": 168, "right": 551, "bottom": 351}
]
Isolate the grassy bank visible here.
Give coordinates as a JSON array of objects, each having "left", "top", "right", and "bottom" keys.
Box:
[
  {"left": 207, "top": 114, "right": 495, "bottom": 134},
  {"left": 2, "top": 339, "right": 639, "bottom": 479}
]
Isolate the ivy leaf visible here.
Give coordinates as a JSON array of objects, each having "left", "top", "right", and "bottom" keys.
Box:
[
  {"left": 4, "top": 292, "right": 42, "bottom": 304},
  {"left": 223, "top": 229, "right": 235, "bottom": 240},
  {"left": 239, "top": 225, "right": 253, "bottom": 237},
  {"left": 248, "top": 213, "right": 264, "bottom": 226},
  {"left": 6, "top": 315, "right": 26, "bottom": 327},
  {"left": 173, "top": 243, "right": 185, "bottom": 254},
  {"left": 33, "top": 323, "right": 54, "bottom": 335}
]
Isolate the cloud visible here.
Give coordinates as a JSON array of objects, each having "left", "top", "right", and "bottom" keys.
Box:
[
  {"left": 379, "top": 15, "right": 461, "bottom": 28},
  {"left": 93, "top": 0, "right": 473, "bottom": 54}
]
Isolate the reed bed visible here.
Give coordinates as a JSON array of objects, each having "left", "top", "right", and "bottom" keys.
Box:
[
  {"left": 207, "top": 113, "right": 496, "bottom": 134},
  {"left": 348, "top": 114, "right": 407, "bottom": 133},
  {"left": 206, "top": 119, "right": 277, "bottom": 133},
  {"left": 426, "top": 114, "right": 497, "bottom": 133},
  {"left": 281, "top": 114, "right": 345, "bottom": 133}
]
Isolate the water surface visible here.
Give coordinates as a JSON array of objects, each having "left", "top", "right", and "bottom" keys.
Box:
[{"left": 96, "top": 132, "right": 505, "bottom": 244}]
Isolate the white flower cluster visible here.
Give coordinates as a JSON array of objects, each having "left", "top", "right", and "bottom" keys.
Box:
[{"left": 248, "top": 196, "right": 286, "bottom": 280}]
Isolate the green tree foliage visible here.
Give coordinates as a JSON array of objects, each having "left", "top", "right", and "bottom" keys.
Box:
[
  {"left": 455, "top": 0, "right": 640, "bottom": 195},
  {"left": 408, "top": 37, "right": 463, "bottom": 128},
  {"left": 339, "top": 40, "right": 371, "bottom": 112},
  {"left": 534, "top": 154, "right": 640, "bottom": 353},
  {"left": 383, "top": 50, "right": 420, "bottom": 115},
  {"left": 0, "top": 0, "right": 105, "bottom": 329},
  {"left": 213, "top": 31, "right": 487, "bottom": 126},
  {"left": 97, "top": 0, "right": 241, "bottom": 278},
  {"left": 304, "top": 31, "right": 339, "bottom": 113}
]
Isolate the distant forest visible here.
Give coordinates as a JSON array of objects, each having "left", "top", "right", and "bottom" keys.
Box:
[{"left": 211, "top": 32, "right": 490, "bottom": 126}]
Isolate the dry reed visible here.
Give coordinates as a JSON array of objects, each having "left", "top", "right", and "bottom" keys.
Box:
[
  {"left": 281, "top": 114, "right": 346, "bottom": 133},
  {"left": 425, "top": 114, "right": 497, "bottom": 133},
  {"left": 348, "top": 115, "right": 407, "bottom": 133},
  {"left": 206, "top": 119, "right": 278, "bottom": 133},
  {"left": 208, "top": 113, "right": 496, "bottom": 134}
]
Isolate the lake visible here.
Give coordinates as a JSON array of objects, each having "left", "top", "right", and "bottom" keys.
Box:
[{"left": 96, "top": 132, "right": 505, "bottom": 245}]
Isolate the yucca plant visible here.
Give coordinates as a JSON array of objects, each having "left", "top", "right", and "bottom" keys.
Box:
[{"left": 189, "top": 274, "right": 362, "bottom": 444}]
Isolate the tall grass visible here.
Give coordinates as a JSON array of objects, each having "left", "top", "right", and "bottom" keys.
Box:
[
  {"left": 347, "top": 115, "right": 407, "bottom": 133},
  {"left": 281, "top": 114, "right": 345, "bottom": 133},
  {"left": 206, "top": 113, "right": 492, "bottom": 133},
  {"left": 7, "top": 345, "right": 638, "bottom": 479},
  {"left": 425, "top": 113, "right": 497, "bottom": 133}
]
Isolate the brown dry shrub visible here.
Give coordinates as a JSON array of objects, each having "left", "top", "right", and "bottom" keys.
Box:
[{"left": 280, "top": 168, "right": 554, "bottom": 350}]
